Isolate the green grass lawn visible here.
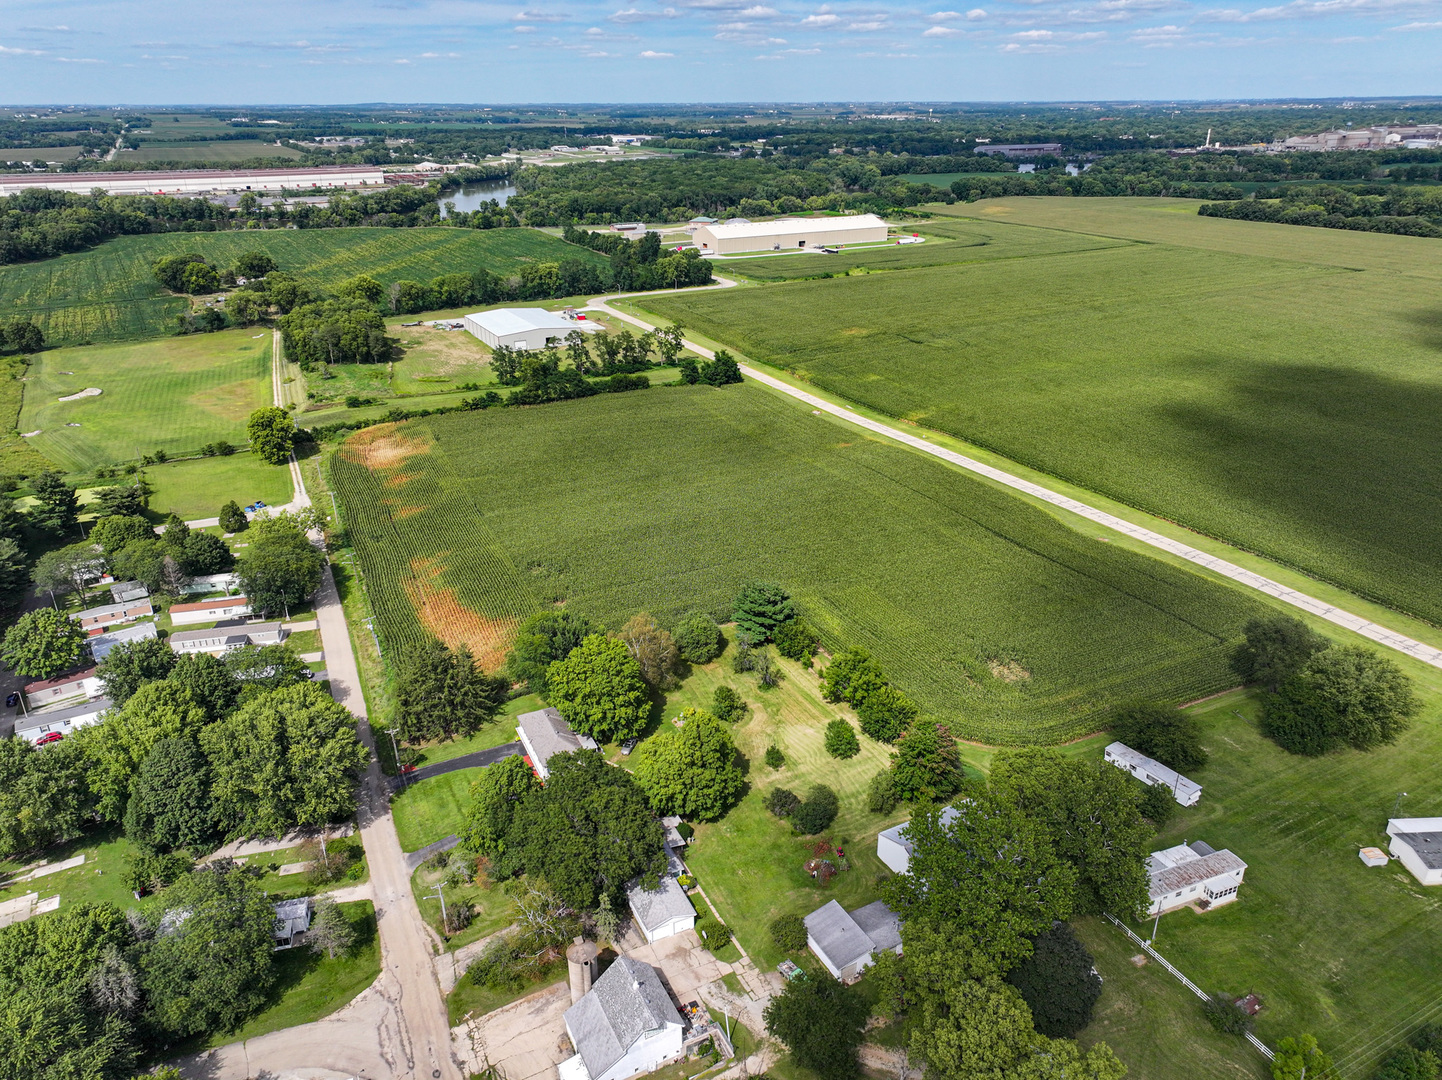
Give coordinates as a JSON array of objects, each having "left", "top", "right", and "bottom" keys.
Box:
[
  {"left": 18, "top": 329, "right": 273, "bottom": 471},
  {"left": 644, "top": 198, "right": 1442, "bottom": 626},
  {"left": 198, "top": 900, "right": 380, "bottom": 1048},
  {"left": 413, "top": 861, "right": 515, "bottom": 950},
  {"left": 0, "top": 827, "right": 142, "bottom": 911},
  {"left": 127, "top": 142, "right": 303, "bottom": 162},
  {"left": 391, "top": 768, "right": 481, "bottom": 853},
  {"left": 447, "top": 959, "right": 566, "bottom": 1026},
  {"left": 331, "top": 383, "right": 1266, "bottom": 744},
  {"left": 139, "top": 452, "right": 294, "bottom": 520}
]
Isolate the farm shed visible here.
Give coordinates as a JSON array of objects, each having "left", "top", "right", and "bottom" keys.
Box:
[
  {"left": 625, "top": 874, "right": 696, "bottom": 944},
  {"left": 563, "top": 956, "right": 685, "bottom": 1080},
  {"left": 1146, "top": 841, "right": 1247, "bottom": 915},
  {"left": 16, "top": 697, "right": 112, "bottom": 745},
  {"left": 1105, "top": 742, "right": 1202, "bottom": 806},
  {"left": 876, "top": 805, "right": 961, "bottom": 875},
  {"left": 804, "top": 899, "right": 902, "bottom": 982},
  {"left": 1387, "top": 819, "right": 1442, "bottom": 885},
  {"left": 463, "top": 308, "right": 597, "bottom": 351},
  {"left": 89, "top": 622, "right": 157, "bottom": 662},
  {"left": 692, "top": 214, "right": 889, "bottom": 255},
  {"left": 515, "top": 706, "right": 599, "bottom": 780},
  {"left": 24, "top": 666, "right": 101, "bottom": 709}
]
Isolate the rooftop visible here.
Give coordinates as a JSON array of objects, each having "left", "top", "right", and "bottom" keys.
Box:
[
  {"left": 169, "top": 621, "right": 283, "bottom": 646},
  {"left": 466, "top": 307, "right": 592, "bottom": 336},
  {"left": 804, "top": 899, "right": 882, "bottom": 970},
  {"left": 625, "top": 874, "right": 695, "bottom": 934},
  {"left": 517, "top": 707, "right": 599, "bottom": 770},
  {"left": 15, "top": 696, "right": 112, "bottom": 737},
  {"left": 878, "top": 805, "right": 962, "bottom": 857},
  {"left": 24, "top": 666, "right": 96, "bottom": 693},
  {"left": 89, "top": 621, "right": 157, "bottom": 660},
  {"left": 1147, "top": 845, "right": 1247, "bottom": 899},
  {"left": 699, "top": 214, "right": 887, "bottom": 240},
  {"left": 565, "top": 957, "right": 683, "bottom": 1080},
  {"left": 1105, "top": 742, "right": 1202, "bottom": 803},
  {"left": 1392, "top": 831, "right": 1442, "bottom": 870},
  {"left": 169, "top": 596, "right": 250, "bottom": 613}
]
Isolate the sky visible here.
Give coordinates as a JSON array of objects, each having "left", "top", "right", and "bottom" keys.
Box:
[{"left": 0, "top": 0, "right": 1438, "bottom": 104}]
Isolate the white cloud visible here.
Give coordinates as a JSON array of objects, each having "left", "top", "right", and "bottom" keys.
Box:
[
  {"left": 0, "top": 44, "right": 46, "bottom": 55},
  {"left": 609, "top": 6, "right": 679, "bottom": 21},
  {"left": 1201, "top": 0, "right": 1438, "bottom": 21},
  {"left": 924, "top": 24, "right": 964, "bottom": 33},
  {"left": 515, "top": 9, "right": 566, "bottom": 20},
  {"left": 395, "top": 57, "right": 411, "bottom": 63},
  {"left": 999, "top": 40, "right": 1064, "bottom": 48},
  {"left": 1391, "top": 17, "right": 1442, "bottom": 24},
  {"left": 929, "top": 9, "right": 963, "bottom": 18},
  {"left": 740, "top": 4, "right": 781, "bottom": 14},
  {"left": 55, "top": 55, "right": 102, "bottom": 62},
  {"left": 756, "top": 45, "right": 822, "bottom": 56},
  {"left": 515, "top": 24, "right": 536, "bottom": 31},
  {"left": 846, "top": 18, "right": 887, "bottom": 29},
  {"left": 800, "top": 12, "right": 842, "bottom": 24},
  {"left": 639, "top": 47, "right": 675, "bottom": 55}
]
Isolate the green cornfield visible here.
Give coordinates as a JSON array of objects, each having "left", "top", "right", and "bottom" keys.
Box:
[
  {"left": 329, "top": 385, "right": 1268, "bottom": 745},
  {"left": 0, "top": 227, "right": 607, "bottom": 346},
  {"left": 644, "top": 198, "right": 1442, "bottom": 628}
]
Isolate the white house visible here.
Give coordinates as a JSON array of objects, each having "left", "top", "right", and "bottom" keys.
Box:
[
  {"left": 177, "top": 572, "right": 241, "bottom": 597},
  {"left": 625, "top": 874, "right": 696, "bottom": 944},
  {"left": 273, "top": 897, "right": 313, "bottom": 948},
  {"left": 803, "top": 899, "right": 902, "bottom": 982},
  {"left": 692, "top": 214, "right": 889, "bottom": 255},
  {"left": 1105, "top": 742, "right": 1202, "bottom": 807},
  {"left": 876, "top": 806, "right": 961, "bottom": 875},
  {"left": 168, "top": 596, "right": 253, "bottom": 625},
  {"left": 168, "top": 622, "right": 287, "bottom": 656},
  {"left": 16, "top": 697, "right": 112, "bottom": 745},
  {"left": 562, "top": 956, "right": 685, "bottom": 1080},
  {"left": 1146, "top": 841, "right": 1247, "bottom": 915},
  {"left": 88, "top": 622, "right": 158, "bottom": 662},
  {"left": 1387, "top": 819, "right": 1442, "bottom": 886},
  {"left": 109, "top": 580, "right": 149, "bottom": 604},
  {"left": 23, "top": 666, "right": 102, "bottom": 709},
  {"left": 516, "top": 707, "right": 599, "bottom": 780},
  {"left": 463, "top": 308, "right": 597, "bottom": 352},
  {"left": 74, "top": 598, "right": 154, "bottom": 631}
]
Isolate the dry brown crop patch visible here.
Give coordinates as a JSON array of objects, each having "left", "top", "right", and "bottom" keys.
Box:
[
  {"left": 404, "top": 555, "right": 517, "bottom": 669},
  {"left": 343, "top": 423, "right": 433, "bottom": 470}
]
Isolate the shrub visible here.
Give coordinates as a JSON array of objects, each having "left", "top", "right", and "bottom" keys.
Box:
[
  {"left": 771, "top": 913, "right": 809, "bottom": 951},
  {"left": 444, "top": 901, "right": 474, "bottom": 935},
  {"left": 713, "top": 684, "right": 746, "bottom": 723},
  {"left": 824, "top": 719, "right": 860, "bottom": 759},
  {"left": 754, "top": 648, "right": 781, "bottom": 688},
  {"left": 697, "top": 918, "right": 732, "bottom": 952},
  {"left": 1138, "top": 782, "right": 1178, "bottom": 826},
  {"left": 1005, "top": 923, "right": 1103, "bottom": 1039},
  {"left": 1372, "top": 1046, "right": 1440, "bottom": 1080},
  {"left": 674, "top": 611, "right": 724, "bottom": 664},
  {"left": 1202, "top": 993, "right": 1253, "bottom": 1036},
  {"left": 1110, "top": 702, "right": 1208, "bottom": 772},
  {"left": 866, "top": 770, "right": 899, "bottom": 814},
  {"left": 765, "top": 787, "right": 800, "bottom": 818},
  {"left": 218, "top": 500, "right": 248, "bottom": 533},
  {"left": 774, "top": 619, "right": 819, "bottom": 662},
  {"left": 765, "top": 744, "right": 785, "bottom": 769},
  {"left": 792, "top": 785, "right": 839, "bottom": 835}
]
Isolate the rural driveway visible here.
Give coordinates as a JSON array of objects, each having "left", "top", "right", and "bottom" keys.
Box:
[
  {"left": 586, "top": 286, "right": 1442, "bottom": 674},
  {"left": 400, "top": 741, "right": 522, "bottom": 787}
]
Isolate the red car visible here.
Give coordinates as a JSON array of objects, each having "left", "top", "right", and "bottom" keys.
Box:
[
  {"left": 35, "top": 732, "right": 64, "bottom": 746},
  {"left": 400, "top": 764, "right": 417, "bottom": 774}
]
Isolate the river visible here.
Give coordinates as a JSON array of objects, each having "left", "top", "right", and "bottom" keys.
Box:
[{"left": 436, "top": 178, "right": 516, "bottom": 217}]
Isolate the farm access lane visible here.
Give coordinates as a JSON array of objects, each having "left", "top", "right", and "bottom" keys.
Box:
[{"left": 586, "top": 288, "right": 1442, "bottom": 676}]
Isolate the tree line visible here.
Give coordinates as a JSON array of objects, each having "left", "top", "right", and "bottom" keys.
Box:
[{"left": 1200, "top": 184, "right": 1442, "bottom": 238}]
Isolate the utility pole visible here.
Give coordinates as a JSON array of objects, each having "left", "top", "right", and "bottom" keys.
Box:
[
  {"left": 427, "top": 883, "right": 448, "bottom": 930},
  {"left": 390, "top": 729, "right": 406, "bottom": 790},
  {"left": 1392, "top": 791, "right": 1409, "bottom": 822}
]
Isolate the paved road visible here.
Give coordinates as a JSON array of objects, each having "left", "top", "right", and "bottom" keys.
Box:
[
  {"left": 587, "top": 287, "right": 1442, "bottom": 674},
  {"left": 401, "top": 742, "right": 521, "bottom": 786},
  {"left": 184, "top": 329, "right": 464, "bottom": 1080}
]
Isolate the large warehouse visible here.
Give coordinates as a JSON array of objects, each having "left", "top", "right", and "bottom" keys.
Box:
[
  {"left": 463, "top": 307, "right": 598, "bottom": 351},
  {"left": 692, "top": 214, "right": 890, "bottom": 255}
]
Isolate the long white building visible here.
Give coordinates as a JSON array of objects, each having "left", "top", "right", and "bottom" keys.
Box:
[
  {"left": 692, "top": 214, "right": 889, "bottom": 255},
  {"left": 1387, "top": 818, "right": 1442, "bottom": 886},
  {"left": 0, "top": 166, "right": 386, "bottom": 197},
  {"left": 1105, "top": 741, "right": 1202, "bottom": 807},
  {"left": 1147, "top": 841, "right": 1247, "bottom": 915},
  {"left": 463, "top": 307, "right": 596, "bottom": 352}
]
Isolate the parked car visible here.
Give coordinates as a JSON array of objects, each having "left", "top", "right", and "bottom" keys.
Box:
[
  {"left": 620, "top": 737, "right": 638, "bottom": 755},
  {"left": 5, "top": 692, "right": 18, "bottom": 707},
  {"left": 401, "top": 764, "right": 417, "bottom": 774},
  {"left": 245, "top": 504, "right": 256, "bottom": 512},
  {"left": 301, "top": 669, "right": 315, "bottom": 680},
  {"left": 253, "top": 500, "right": 267, "bottom": 508},
  {"left": 35, "top": 732, "right": 63, "bottom": 745}
]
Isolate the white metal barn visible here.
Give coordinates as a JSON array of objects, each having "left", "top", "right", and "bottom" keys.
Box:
[
  {"left": 692, "top": 214, "right": 889, "bottom": 255},
  {"left": 462, "top": 308, "right": 596, "bottom": 351},
  {"left": 1387, "top": 818, "right": 1442, "bottom": 885}
]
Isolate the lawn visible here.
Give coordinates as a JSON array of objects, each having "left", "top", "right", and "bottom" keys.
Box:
[
  {"left": 0, "top": 227, "right": 609, "bottom": 347},
  {"left": 641, "top": 198, "right": 1442, "bottom": 625},
  {"left": 139, "top": 452, "right": 294, "bottom": 520},
  {"left": 329, "top": 383, "right": 1267, "bottom": 744},
  {"left": 126, "top": 142, "right": 303, "bottom": 162},
  {"left": 391, "top": 768, "right": 481, "bottom": 853},
  {"left": 447, "top": 959, "right": 566, "bottom": 1026},
  {"left": 199, "top": 900, "right": 381, "bottom": 1048},
  {"left": 17, "top": 328, "right": 273, "bottom": 471},
  {"left": 413, "top": 861, "right": 516, "bottom": 950},
  {"left": 0, "top": 827, "right": 143, "bottom": 912}
]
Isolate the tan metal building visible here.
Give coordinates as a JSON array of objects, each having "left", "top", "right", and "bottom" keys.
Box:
[{"left": 692, "top": 213, "right": 889, "bottom": 255}]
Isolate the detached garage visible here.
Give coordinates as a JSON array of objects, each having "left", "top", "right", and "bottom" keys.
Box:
[
  {"left": 462, "top": 307, "right": 597, "bottom": 351},
  {"left": 692, "top": 214, "right": 889, "bottom": 255}
]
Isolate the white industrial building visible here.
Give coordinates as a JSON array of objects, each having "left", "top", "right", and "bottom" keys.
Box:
[
  {"left": 463, "top": 308, "right": 597, "bottom": 352},
  {"left": 692, "top": 214, "right": 890, "bottom": 255},
  {"left": 1105, "top": 742, "right": 1202, "bottom": 807},
  {"left": 1146, "top": 841, "right": 1247, "bottom": 915},
  {"left": 1387, "top": 819, "right": 1442, "bottom": 886},
  {"left": 0, "top": 166, "right": 385, "bottom": 197}
]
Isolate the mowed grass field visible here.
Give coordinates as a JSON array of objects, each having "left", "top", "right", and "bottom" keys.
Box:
[
  {"left": 329, "top": 384, "right": 1269, "bottom": 744},
  {"left": 125, "top": 142, "right": 303, "bottom": 161},
  {"left": 0, "top": 228, "right": 609, "bottom": 347},
  {"left": 643, "top": 199, "right": 1442, "bottom": 626},
  {"left": 18, "top": 328, "right": 273, "bottom": 470}
]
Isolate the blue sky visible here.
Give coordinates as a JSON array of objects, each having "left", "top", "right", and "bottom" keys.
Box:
[{"left": 0, "top": 0, "right": 1437, "bottom": 104}]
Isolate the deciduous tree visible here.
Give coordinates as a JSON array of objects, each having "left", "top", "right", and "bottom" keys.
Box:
[
  {"left": 545, "top": 634, "right": 649, "bottom": 744},
  {"left": 619, "top": 613, "right": 681, "bottom": 688},
  {"left": 123, "top": 736, "right": 217, "bottom": 853},
  {"left": 673, "top": 610, "right": 723, "bottom": 664},
  {"left": 1234, "top": 614, "right": 1328, "bottom": 692},
  {"left": 1109, "top": 702, "right": 1207, "bottom": 772},
  {"left": 1, "top": 607, "right": 87, "bottom": 679},
  {"left": 1262, "top": 645, "right": 1420, "bottom": 756},
  {"left": 890, "top": 721, "right": 964, "bottom": 803},
  {"left": 824, "top": 719, "right": 860, "bottom": 759},
  {"left": 96, "top": 636, "right": 177, "bottom": 705},
  {"left": 218, "top": 500, "right": 248, "bottom": 533},
  {"left": 235, "top": 513, "right": 323, "bottom": 616},
  {"left": 632, "top": 708, "right": 744, "bottom": 821},
  {"left": 1270, "top": 1034, "right": 1334, "bottom": 1080},
  {"left": 462, "top": 753, "right": 541, "bottom": 857},
  {"left": 246, "top": 406, "right": 295, "bottom": 466},
  {"left": 1005, "top": 923, "right": 1103, "bottom": 1038},
  {"left": 0, "top": 737, "right": 92, "bottom": 858},
  {"left": 505, "top": 610, "right": 598, "bottom": 693},
  {"left": 764, "top": 975, "right": 868, "bottom": 1080}
]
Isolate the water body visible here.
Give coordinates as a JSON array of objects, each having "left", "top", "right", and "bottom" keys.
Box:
[{"left": 436, "top": 178, "right": 516, "bottom": 217}]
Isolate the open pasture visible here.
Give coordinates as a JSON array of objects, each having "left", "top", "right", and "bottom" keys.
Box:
[
  {"left": 644, "top": 203, "right": 1442, "bottom": 625},
  {"left": 125, "top": 142, "right": 303, "bottom": 162},
  {"left": 0, "top": 227, "right": 607, "bottom": 346},
  {"left": 18, "top": 328, "right": 273, "bottom": 471},
  {"left": 329, "top": 384, "right": 1267, "bottom": 744}
]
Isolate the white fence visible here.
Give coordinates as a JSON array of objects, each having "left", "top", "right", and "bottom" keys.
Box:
[{"left": 1103, "top": 913, "right": 1274, "bottom": 1063}]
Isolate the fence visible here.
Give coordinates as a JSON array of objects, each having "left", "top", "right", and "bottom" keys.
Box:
[{"left": 1103, "top": 913, "right": 1275, "bottom": 1063}]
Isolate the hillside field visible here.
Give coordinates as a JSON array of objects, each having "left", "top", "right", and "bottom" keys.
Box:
[
  {"left": 0, "top": 227, "right": 608, "bottom": 346},
  {"left": 642, "top": 198, "right": 1442, "bottom": 626},
  {"left": 328, "top": 383, "right": 1268, "bottom": 744},
  {"left": 18, "top": 328, "right": 273, "bottom": 471}
]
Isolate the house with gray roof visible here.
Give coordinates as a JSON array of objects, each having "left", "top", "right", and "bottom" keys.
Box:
[
  {"left": 876, "top": 805, "right": 961, "bottom": 875},
  {"left": 88, "top": 621, "right": 158, "bottom": 662},
  {"left": 273, "top": 897, "right": 313, "bottom": 948},
  {"left": 15, "top": 697, "right": 112, "bottom": 745},
  {"left": 1105, "top": 742, "right": 1201, "bottom": 807},
  {"left": 563, "top": 956, "right": 684, "bottom": 1080},
  {"left": 1388, "top": 818, "right": 1442, "bottom": 886},
  {"left": 1146, "top": 841, "right": 1247, "bottom": 915},
  {"left": 625, "top": 873, "right": 696, "bottom": 944},
  {"left": 168, "top": 621, "right": 285, "bottom": 656},
  {"left": 109, "top": 580, "right": 150, "bottom": 604},
  {"left": 803, "top": 899, "right": 902, "bottom": 982},
  {"left": 516, "top": 707, "right": 599, "bottom": 780}
]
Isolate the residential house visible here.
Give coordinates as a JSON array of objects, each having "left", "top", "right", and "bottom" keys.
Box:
[
  {"left": 1387, "top": 818, "right": 1442, "bottom": 886},
  {"left": 803, "top": 899, "right": 903, "bottom": 982},
  {"left": 1146, "top": 841, "right": 1246, "bottom": 915},
  {"left": 562, "top": 956, "right": 685, "bottom": 1080},
  {"left": 109, "top": 580, "right": 149, "bottom": 604},
  {"left": 177, "top": 573, "right": 241, "bottom": 596},
  {"left": 88, "top": 622, "right": 158, "bottom": 662},
  {"left": 876, "top": 806, "right": 961, "bottom": 875},
  {"left": 168, "top": 596, "right": 253, "bottom": 625},
  {"left": 74, "top": 597, "right": 154, "bottom": 632},
  {"left": 273, "top": 897, "right": 313, "bottom": 948},
  {"left": 625, "top": 873, "right": 696, "bottom": 944},
  {"left": 16, "top": 697, "right": 112, "bottom": 745},
  {"left": 516, "top": 707, "right": 599, "bottom": 780},
  {"left": 1104, "top": 742, "right": 1202, "bottom": 807},
  {"left": 23, "top": 666, "right": 101, "bottom": 709},
  {"left": 168, "top": 622, "right": 286, "bottom": 656}
]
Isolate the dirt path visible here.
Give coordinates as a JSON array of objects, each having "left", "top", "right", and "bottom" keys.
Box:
[{"left": 585, "top": 286, "right": 1442, "bottom": 674}]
